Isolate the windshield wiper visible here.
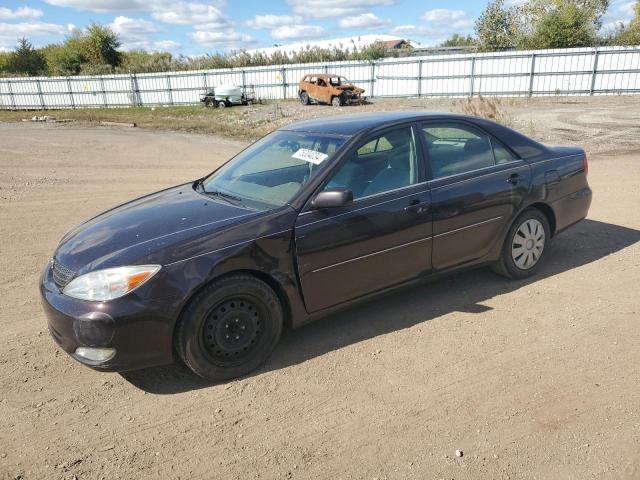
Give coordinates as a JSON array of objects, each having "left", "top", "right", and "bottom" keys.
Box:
[{"left": 203, "top": 189, "right": 244, "bottom": 205}]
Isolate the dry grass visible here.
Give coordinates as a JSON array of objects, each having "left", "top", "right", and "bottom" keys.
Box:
[
  {"left": 0, "top": 105, "right": 285, "bottom": 140},
  {"left": 453, "top": 95, "right": 513, "bottom": 127}
]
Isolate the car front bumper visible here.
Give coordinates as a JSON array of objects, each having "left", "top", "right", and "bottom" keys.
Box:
[{"left": 40, "top": 263, "right": 181, "bottom": 372}]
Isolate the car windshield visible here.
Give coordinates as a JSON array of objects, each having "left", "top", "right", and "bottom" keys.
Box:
[
  {"left": 329, "top": 77, "right": 350, "bottom": 86},
  {"left": 201, "top": 131, "right": 349, "bottom": 210}
]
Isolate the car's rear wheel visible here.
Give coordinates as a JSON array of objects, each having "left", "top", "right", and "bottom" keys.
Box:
[
  {"left": 217, "top": 100, "right": 227, "bottom": 109},
  {"left": 331, "top": 95, "right": 342, "bottom": 107},
  {"left": 300, "top": 91, "right": 310, "bottom": 105},
  {"left": 492, "top": 208, "right": 550, "bottom": 279},
  {"left": 204, "top": 98, "right": 214, "bottom": 108},
  {"left": 176, "top": 274, "right": 283, "bottom": 381}
]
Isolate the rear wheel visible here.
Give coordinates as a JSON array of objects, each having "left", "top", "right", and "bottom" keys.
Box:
[
  {"left": 331, "top": 95, "right": 342, "bottom": 107},
  {"left": 176, "top": 274, "right": 283, "bottom": 381},
  {"left": 492, "top": 208, "right": 550, "bottom": 279},
  {"left": 217, "top": 100, "right": 227, "bottom": 109},
  {"left": 300, "top": 91, "right": 310, "bottom": 105}
]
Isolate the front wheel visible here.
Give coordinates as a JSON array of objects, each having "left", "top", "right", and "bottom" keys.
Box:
[
  {"left": 492, "top": 208, "right": 550, "bottom": 279},
  {"left": 176, "top": 274, "right": 283, "bottom": 381},
  {"left": 217, "top": 100, "right": 227, "bottom": 109},
  {"left": 331, "top": 95, "right": 342, "bottom": 107},
  {"left": 300, "top": 91, "right": 310, "bottom": 105}
]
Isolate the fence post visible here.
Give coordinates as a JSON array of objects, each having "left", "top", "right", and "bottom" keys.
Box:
[
  {"left": 370, "top": 62, "right": 376, "bottom": 98},
  {"left": 528, "top": 53, "right": 536, "bottom": 97},
  {"left": 36, "top": 78, "right": 45, "bottom": 110},
  {"left": 469, "top": 56, "right": 476, "bottom": 97},
  {"left": 66, "top": 77, "right": 75, "bottom": 109},
  {"left": 7, "top": 80, "right": 16, "bottom": 110},
  {"left": 417, "top": 59, "right": 423, "bottom": 97},
  {"left": 241, "top": 69, "right": 246, "bottom": 91},
  {"left": 99, "top": 77, "right": 108, "bottom": 107},
  {"left": 590, "top": 48, "right": 600, "bottom": 96},
  {"left": 166, "top": 75, "right": 174, "bottom": 105},
  {"left": 281, "top": 67, "right": 286, "bottom": 100}
]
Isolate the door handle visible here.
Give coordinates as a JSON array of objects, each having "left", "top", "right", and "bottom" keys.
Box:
[
  {"left": 507, "top": 173, "right": 520, "bottom": 185},
  {"left": 404, "top": 200, "right": 430, "bottom": 214}
]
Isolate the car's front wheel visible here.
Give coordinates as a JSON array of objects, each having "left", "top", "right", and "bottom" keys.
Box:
[
  {"left": 300, "top": 91, "right": 310, "bottom": 105},
  {"left": 176, "top": 274, "right": 283, "bottom": 381},
  {"left": 493, "top": 208, "right": 550, "bottom": 279}
]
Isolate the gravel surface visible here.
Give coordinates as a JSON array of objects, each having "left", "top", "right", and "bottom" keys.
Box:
[{"left": 1, "top": 99, "right": 639, "bottom": 479}]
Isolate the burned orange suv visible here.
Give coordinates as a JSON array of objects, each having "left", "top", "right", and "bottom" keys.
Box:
[{"left": 298, "top": 74, "right": 365, "bottom": 106}]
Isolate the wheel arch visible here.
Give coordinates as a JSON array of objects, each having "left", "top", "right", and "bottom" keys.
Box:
[
  {"left": 172, "top": 269, "right": 293, "bottom": 350},
  {"left": 527, "top": 202, "right": 557, "bottom": 237}
]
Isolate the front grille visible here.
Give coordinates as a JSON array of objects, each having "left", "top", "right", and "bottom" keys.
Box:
[{"left": 52, "top": 260, "right": 76, "bottom": 289}]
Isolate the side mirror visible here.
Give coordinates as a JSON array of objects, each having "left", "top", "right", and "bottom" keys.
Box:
[{"left": 311, "top": 188, "right": 353, "bottom": 209}]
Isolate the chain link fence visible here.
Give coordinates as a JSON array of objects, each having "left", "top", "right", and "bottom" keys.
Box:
[{"left": 1, "top": 46, "right": 639, "bottom": 110}]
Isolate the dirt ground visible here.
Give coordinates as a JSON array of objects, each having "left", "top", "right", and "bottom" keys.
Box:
[{"left": 1, "top": 98, "right": 639, "bottom": 480}]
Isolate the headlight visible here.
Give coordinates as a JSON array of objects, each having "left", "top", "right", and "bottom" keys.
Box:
[{"left": 62, "top": 265, "right": 161, "bottom": 301}]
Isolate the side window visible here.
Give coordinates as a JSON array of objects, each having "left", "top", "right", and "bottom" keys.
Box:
[
  {"left": 493, "top": 141, "right": 519, "bottom": 164},
  {"left": 357, "top": 137, "right": 393, "bottom": 155},
  {"left": 324, "top": 126, "right": 417, "bottom": 200},
  {"left": 422, "top": 123, "right": 495, "bottom": 179}
]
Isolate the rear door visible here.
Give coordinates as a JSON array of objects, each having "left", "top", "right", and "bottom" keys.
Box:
[
  {"left": 421, "top": 121, "right": 531, "bottom": 270},
  {"left": 295, "top": 124, "right": 432, "bottom": 313}
]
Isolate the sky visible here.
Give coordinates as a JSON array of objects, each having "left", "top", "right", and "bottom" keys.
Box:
[{"left": 0, "top": 0, "right": 637, "bottom": 55}]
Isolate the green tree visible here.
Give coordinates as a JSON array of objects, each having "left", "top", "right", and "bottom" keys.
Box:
[
  {"left": 80, "top": 24, "right": 121, "bottom": 69},
  {"left": 522, "top": 1, "right": 597, "bottom": 48},
  {"left": 6, "top": 38, "right": 46, "bottom": 75},
  {"left": 439, "top": 34, "right": 476, "bottom": 48},
  {"left": 41, "top": 39, "right": 85, "bottom": 76},
  {"left": 475, "top": 0, "right": 520, "bottom": 51}
]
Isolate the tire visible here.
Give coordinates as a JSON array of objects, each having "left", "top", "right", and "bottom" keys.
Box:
[
  {"left": 204, "top": 98, "right": 214, "bottom": 108},
  {"left": 331, "top": 95, "right": 342, "bottom": 107},
  {"left": 217, "top": 100, "right": 227, "bottom": 109},
  {"left": 176, "top": 274, "right": 283, "bottom": 381},
  {"left": 492, "top": 208, "right": 551, "bottom": 279},
  {"left": 300, "top": 91, "right": 310, "bottom": 105}
]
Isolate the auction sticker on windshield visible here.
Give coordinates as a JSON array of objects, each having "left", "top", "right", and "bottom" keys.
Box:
[{"left": 292, "top": 148, "right": 329, "bottom": 165}]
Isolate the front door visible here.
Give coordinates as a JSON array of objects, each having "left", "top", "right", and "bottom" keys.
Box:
[
  {"left": 420, "top": 121, "right": 531, "bottom": 270},
  {"left": 294, "top": 125, "right": 432, "bottom": 313}
]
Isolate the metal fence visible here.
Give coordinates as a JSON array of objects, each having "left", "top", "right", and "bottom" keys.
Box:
[{"left": 1, "top": 45, "right": 639, "bottom": 110}]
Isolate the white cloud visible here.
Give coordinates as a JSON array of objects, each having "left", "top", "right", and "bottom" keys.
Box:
[
  {"left": 109, "top": 16, "right": 160, "bottom": 50},
  {"left": 0, "top": 21, "right": 67, "bottom": 50},
  {"left": 0, "top": 7, "right": 44, "bottom": 20},
  {"left": 338, "top": 13, "right": 389, "bottom": 29},
  {"left": 245, "top": 14, "right": 301, "bottom": 29},
  {"left": 152, "top": 3, "right": 230, "bottom": 26},
  {"left": 44, "top": 0, "right": 149, "bottom": 12},
  {"left": 154, "top": 39, "right": 181, "bottom": 50},
  {"left": 422, "top": 9, "right": 465, "bottom": 23},
  {"left": 421, "top": 8, "right": 474, "bottom": 30},
  {"left": 190, "top": 29, "right": 256, "bottom": 49},
  {"left": 271, "top": 24, "right": 326, "bottom": 40},
  {"left": 391, "top": 25, "right": 437, "bottom": 37},
  {"left": 601, "top": 0, "right": 637, "bottom": 30},
  {"left": 43, "top": 0, "right": 226, "bottom": 13},
  {"left": 287, "top": 0, "right": 394, "bottom": 18}
]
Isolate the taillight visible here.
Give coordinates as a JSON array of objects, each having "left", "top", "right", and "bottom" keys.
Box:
[{"left": 583, "top": 153, "right": 589, "bottom": 176}]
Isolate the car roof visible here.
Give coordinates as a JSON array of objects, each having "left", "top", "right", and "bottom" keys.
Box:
[
  {"left": 303, "top": 73, "right": 339, "bottom": 78},
  {"left": 279, "top": 111, "right": 549, "bottom": 158},
  {"left": 280, "top": 112, "right": 459, "bottom": 135}
]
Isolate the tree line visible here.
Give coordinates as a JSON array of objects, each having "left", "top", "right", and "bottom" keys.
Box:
[{"left": 0, "top": 0, "right": 638, "bottom": 77}]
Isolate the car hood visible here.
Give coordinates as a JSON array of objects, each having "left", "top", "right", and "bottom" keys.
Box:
[{"left": 54, "top": 184, "right": 257, "bottom": 273}]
